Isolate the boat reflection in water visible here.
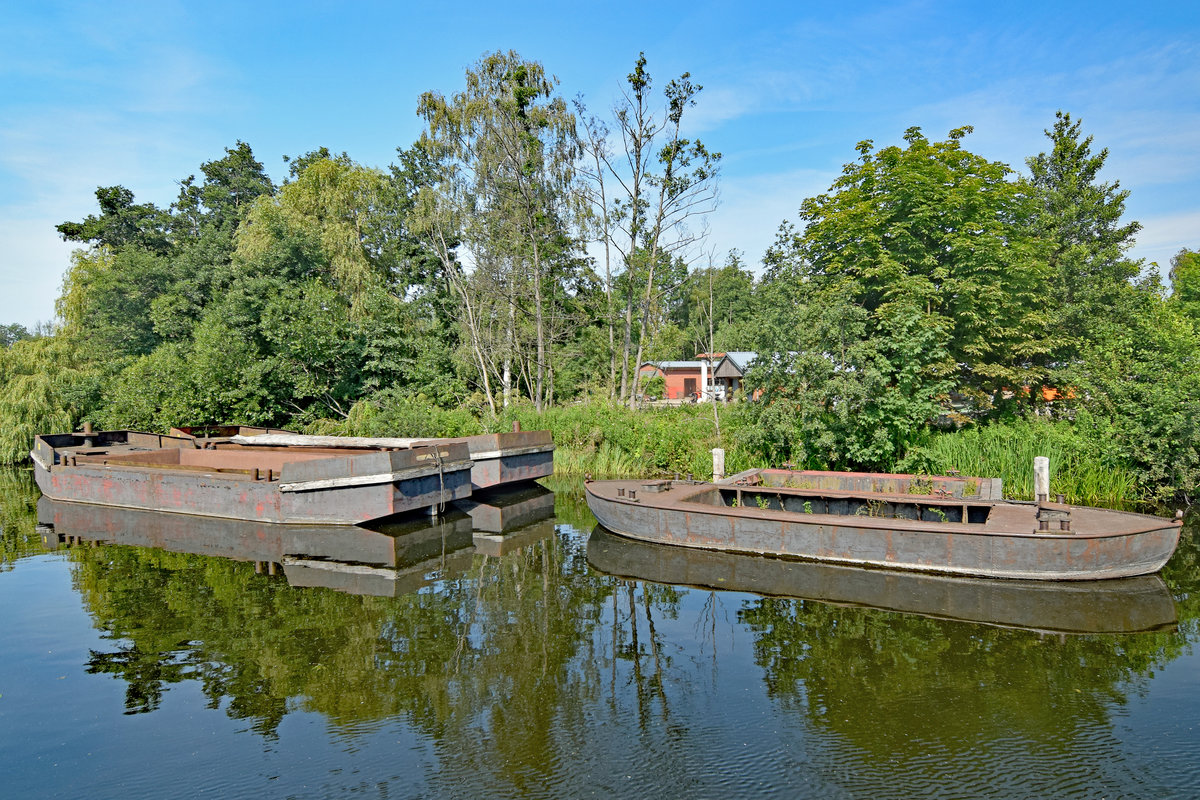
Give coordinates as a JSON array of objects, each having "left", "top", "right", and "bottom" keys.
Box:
[
  {"left": 456, "top": 482, "right": 557, "bottom": 533},
  {"left": 586, "top": 526, "right": 1178, "bottom": 634},
  {"left": 37, "top": 489, "right": 555, "bottom": 598}
]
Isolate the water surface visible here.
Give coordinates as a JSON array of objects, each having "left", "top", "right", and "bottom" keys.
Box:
[{"left": 2, "top": 467, "right": 1199, "bottom": 799}]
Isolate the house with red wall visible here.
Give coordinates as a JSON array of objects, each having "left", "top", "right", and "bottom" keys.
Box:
[{"left": 638, "top": 360, "right": 707, "bottom": 400}]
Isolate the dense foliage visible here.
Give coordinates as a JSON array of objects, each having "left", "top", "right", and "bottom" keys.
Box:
[{"left": 2, "top": 51, "right": 1196, "bottom": 502}]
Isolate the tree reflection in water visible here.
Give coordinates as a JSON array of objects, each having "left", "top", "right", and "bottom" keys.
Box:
[
  {"left": 0, "top": 468, "right": 42, "bottom": 569},
  {"left": 7, "top": 464, "right": 1200, "bottom": 798}
]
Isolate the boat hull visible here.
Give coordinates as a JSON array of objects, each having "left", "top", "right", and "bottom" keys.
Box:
[
  {"left": 584, "top": 479, "right": 1181, "bottom": 581},
  {"left": 33, "top": 434, "right": 473, "bottom": 525}
]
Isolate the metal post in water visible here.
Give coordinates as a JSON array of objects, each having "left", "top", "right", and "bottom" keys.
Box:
[
  {"left": 712, "top": 448, "right": 725, "bottom": 482},
  {"left": 1034, "top": 456, "right": 1050, "bottom": 503}
]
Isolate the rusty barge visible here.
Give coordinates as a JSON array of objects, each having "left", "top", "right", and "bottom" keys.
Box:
[
  {"left": 32, "top": 426, "right": 554, "bottom": 526},
  {"left": 584, "top": 468, "right": 1181, "bottom": 581}
]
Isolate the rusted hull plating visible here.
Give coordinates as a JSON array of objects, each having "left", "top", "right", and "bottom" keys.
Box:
[
  {"left": 33, "top": 433, "right": 473, "bottom": 525},
  {"left": 453, "top": 431, "right": 555, "bottom": 491},
  {"left": 584, "top": 479, "right": 1181, "bottom": 581}
]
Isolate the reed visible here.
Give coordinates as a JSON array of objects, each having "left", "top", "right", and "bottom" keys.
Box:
[
  {"left": 496, "top": 400, "right": 726, "bottom": 478},
  {"left": 552, "top": 441, "right": 642, "bottom": 478},
  {"left": 901, "top": 418, "right": 1141, "bottom": 507}
]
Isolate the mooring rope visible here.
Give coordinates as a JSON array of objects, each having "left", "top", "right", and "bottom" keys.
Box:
[{"left": 433, "top": 446, "right": 446, "bottom": 516}]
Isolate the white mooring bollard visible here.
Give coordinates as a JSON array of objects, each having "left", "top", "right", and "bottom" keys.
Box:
[
  {"left": 712, "top": 448, "right": 725, "bottom": 482},
  {"left": 1034, "top": 456, "right": 1050, "bottom": 502}
]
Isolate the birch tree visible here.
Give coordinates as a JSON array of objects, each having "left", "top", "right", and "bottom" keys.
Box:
[
  {"left": 416, "top": 50, "right": 584, "bottom": 412},
  {"left": 578, "top": 54, "right": 721, "bottom": 403}
]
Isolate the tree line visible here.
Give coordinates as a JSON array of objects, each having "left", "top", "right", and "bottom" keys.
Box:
[{"left": 1, "top": 50, "right": 1197, "bottom": 500}]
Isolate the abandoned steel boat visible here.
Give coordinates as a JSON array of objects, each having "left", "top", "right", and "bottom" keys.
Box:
[
  {"left": 584, "top": 468, "right": 1182, "bottom": 580},
  {"left": 32, "top": 428, "right": 473, "bottom": 525}
]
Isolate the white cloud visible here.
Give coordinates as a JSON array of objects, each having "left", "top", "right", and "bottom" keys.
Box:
[
  {"left": 704, "top": 167, "right": 837, "bottom": 269},
  {"left": 0, "top": 219, "right": 72, "bottom": 327},
  {"left": 1131, "top": 209, "right": 1200, "bottom": 270}
]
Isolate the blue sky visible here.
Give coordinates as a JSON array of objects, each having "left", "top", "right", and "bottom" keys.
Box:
[{"left": 2, "top": 0, "right": 1197, "bottom": 328}]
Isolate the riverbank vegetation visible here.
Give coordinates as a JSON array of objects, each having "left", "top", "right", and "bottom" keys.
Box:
[{"left": 1, "top": 51, "right": 1196, "bottom": 505}]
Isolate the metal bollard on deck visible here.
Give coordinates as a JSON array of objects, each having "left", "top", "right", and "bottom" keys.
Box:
[{"left": 1034, "top": 457, "right": 1050, "bottom": 503}]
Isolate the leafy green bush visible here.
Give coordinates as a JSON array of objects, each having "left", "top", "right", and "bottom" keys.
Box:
[
  {"left": 640, "top": 375, "right": 665, "bottom": 399},
  {"left": 308, "top": 390, "right": 484, "bottom": 439}
]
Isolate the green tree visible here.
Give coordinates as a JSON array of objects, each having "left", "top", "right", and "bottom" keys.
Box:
[
  {"left": 1068, "top": 277, "right": 1200, "bottom": 501},
  {"left": 673, "top": 251, "right": 756, "bottom": 358},
  {"left": 1026, "top": 111, "right": 1142, "bottom": 382},
  {"left": 173, "top": 140, "right": 276, "bottom": 239},
  {"left": 0, "top": 336, "right": 90, "bottom": 462},
  {"left": 56, "top": 185, "right": 172, "bottom": 255},
  {"left": 1170, "top": 248, "right": 1200, "bottom": 321},
  {"left": 748, "top": 128, "right": 1050, "bottom": 468},
  {"left": 0, "top": 323, "right": 31, "bottom": 348},
  {"left": 152, "top": 142, "right": 277, "bottom": 342},
  {"left": 581, "top": 54, "right": 721, "bottom": 403},
  {"left": 236, "top": 157, "right": 391, "bottom": 314},
  {"left": 57, "top": 247, "right": 180, "bottom": 359},
  {"left": 418, "top": 50, "right": 586, "bottom": 412}
]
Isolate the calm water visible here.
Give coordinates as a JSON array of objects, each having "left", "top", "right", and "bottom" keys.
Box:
[{"left": 3, "top": 466, "right": 1200, "bottom": 799}]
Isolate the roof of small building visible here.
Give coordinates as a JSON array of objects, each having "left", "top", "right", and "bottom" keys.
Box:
[
  {"left": 711, "top": 352, "right": 759, "bottom": 379},
  {"left": 724, "top": 351, "right": 757, "bottom": 370},
  {"left": 645, "top": 360, "right": 705, "bottom": 370}
]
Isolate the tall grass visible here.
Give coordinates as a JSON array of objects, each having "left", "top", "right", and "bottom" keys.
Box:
[
  {"left": 312, "top": 395, "right": 1142, "bottom": 507},
  {"left": 493, "top": 399, "right": 748, "bottom": 479},
  {"left": 553, "top": 442, "right": 643, "bottom": 478},
  {"left": 900, "top": 416, "right": 1141, "bottom": 507}
]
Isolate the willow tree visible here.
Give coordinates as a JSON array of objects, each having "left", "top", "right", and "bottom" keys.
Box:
[
  {"left": 236, "top": 158, "right": 393, "bottom": 315},
  {"left": 0, "top": 336, "right": 82, "bottom": 463},
  {"left": 417, "top": 50, "right": 584, "bottom": 412}
]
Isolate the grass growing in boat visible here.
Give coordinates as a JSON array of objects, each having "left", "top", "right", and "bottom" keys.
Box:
[
  {"left": 855, "top": 499, "right": 888, "bottom": 518},
  {"left": 908, "top": 476, "right": 934, "bottom": 496}
]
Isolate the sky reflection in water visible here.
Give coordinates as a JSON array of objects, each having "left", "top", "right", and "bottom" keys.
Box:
[{"left": 2, "top": 468, "right": 1199, "bottom": 799}]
